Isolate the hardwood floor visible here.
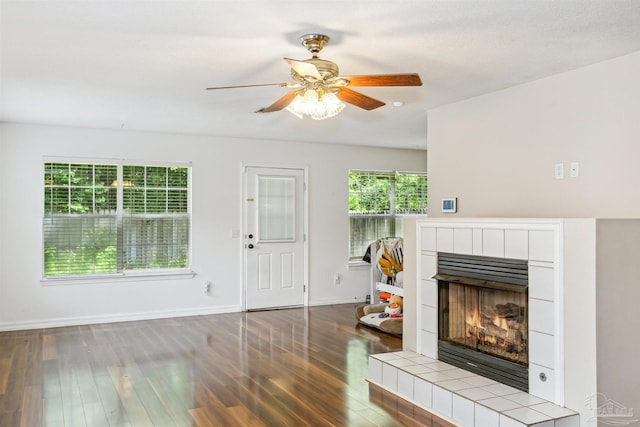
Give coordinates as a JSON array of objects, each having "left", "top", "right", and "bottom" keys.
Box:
[{"left": 0, "top": 304, "right": 455, "bottom": 427}]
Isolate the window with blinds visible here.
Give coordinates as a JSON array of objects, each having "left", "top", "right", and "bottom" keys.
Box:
[
  {"left": 348, "top": 171, "right": 427, "bottom": 260},
  {"left": 43, "top": 160, "right": 191, "bottom": 277}
]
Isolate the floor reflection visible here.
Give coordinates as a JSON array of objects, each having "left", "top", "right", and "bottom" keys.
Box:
[{"left": 0, "top": 304, "right": 454, "bottom": 426}]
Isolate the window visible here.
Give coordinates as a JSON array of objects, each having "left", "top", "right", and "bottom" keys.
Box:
[
  {"left": 43, "top": 159, "right": 191, "bottom": 278},
  {"left": 348, "top": 171, "right": 427, "bottom": 260}
]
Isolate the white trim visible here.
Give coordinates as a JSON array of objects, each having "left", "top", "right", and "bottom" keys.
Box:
[
  {"left": 414, "top": 218, "right": 564, "bottom": 230},
  {"left": 349, "top": 169, "right": 427, "bottom": 175},
  {"left": 44, "top": 155, "right": 192, "bottom": 168},
  {"left": 415, "top": 223, "right": 423, "bottom": 354},
  {"left": 348, "top": 260, "right": 371, "bottom": 269},
  {"left": 553, "top": 221, "right": 565, "bottom": 406},
  {"left": 0, "top": 305, "right": 242, "bottom": 332},
  {"left": 303, "top": 165, "right": 310, "bottom": 308},
  {"left": 241, "top": 163, "right": 248, "bottom": 309},
  {"left": 40, "top": 269, "right": 196, "bottom": 286},
  {"left": 241, "top": 161, "right": 308, "bottom": 171},
  {"left": 309, "top": 297, "right": 368, "bottom": 306}
]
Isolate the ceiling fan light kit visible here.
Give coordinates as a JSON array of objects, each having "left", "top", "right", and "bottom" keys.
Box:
[
  {"left": 206, "top": 33, "right": 422, "bottom": 120},
  {"left": 286, "top": 87, "right": 345, "bottom": 120}
]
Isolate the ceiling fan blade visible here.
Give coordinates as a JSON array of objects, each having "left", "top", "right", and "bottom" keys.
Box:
[
  {"left": 206, "top": 82, "right": 296, "bottom": 90},
  {"left": 340, "top": 73, "right": 423, "bottom": 87},
  {"left": 335, "top": 87, "right": 385, "bottom": 111},
  {"left": 256, "top": 90, "right": 300, "bottom": 113},
  {"left": 284, "top": 58, "right": 322, "bottom": 80}
]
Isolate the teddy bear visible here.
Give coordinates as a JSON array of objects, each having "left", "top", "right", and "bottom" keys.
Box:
[{"left": 384, "top": 294, "right": 403, "bottom": 315}]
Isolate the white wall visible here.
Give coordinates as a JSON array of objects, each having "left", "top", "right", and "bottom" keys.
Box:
[
  {"left": 0, "top": 123, "right": 427, "bottom": 329},
  {"left": 427, "top": 50, "right": 640, "bottom": 218}
]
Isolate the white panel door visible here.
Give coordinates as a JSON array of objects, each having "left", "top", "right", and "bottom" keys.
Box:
[{"left": 244, "top": 167, "right": 305, "bottom": 310}]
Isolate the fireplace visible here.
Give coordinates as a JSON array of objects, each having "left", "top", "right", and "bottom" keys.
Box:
[{"left": 436, "top": 252, "right": 529, "bottom": 391}]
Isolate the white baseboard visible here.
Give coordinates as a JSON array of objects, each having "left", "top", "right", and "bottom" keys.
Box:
[
  {"left": 310, "top": 297, "right": 367, "bottom": 306},
  {"left": 0, "top": 305, "right": 243, "bottom": 332}
]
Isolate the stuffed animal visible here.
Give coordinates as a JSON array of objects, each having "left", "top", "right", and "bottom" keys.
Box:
[{"left": 384, "top": 294, "right": 403, "bottom": 315}]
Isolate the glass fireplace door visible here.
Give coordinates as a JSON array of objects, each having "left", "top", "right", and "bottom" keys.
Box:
[{"left": 440, "top": 281, "right": 528, "bottom": 366}]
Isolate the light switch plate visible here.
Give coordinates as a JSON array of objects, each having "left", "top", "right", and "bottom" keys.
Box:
[{"left": 554, "top": 163, "right": 564, "bottom": 179}]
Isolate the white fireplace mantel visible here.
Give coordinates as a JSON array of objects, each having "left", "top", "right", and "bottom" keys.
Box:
[{"left": 415, "top": 219, "right": 569, "bottom": 403}]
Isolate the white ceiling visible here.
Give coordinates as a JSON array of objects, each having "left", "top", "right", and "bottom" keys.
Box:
[{"left": 2, "top": 1, "right": 640, "bottom": 150}]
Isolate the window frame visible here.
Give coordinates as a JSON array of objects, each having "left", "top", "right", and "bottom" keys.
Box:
[
  {"left": 41, "top": 156, "right": 194, "bottom": 283},
  {"left": 348, "top": 170, "right": 427, "bottom": 263}
]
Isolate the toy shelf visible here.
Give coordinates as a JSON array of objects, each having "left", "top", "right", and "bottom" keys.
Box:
[{"left": 375, "top": 282, "right": 404, "bottom": 297}]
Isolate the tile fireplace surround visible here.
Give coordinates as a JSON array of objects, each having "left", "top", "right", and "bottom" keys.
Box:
[{"left": 368, "top": 219, "right": 640, "bottom": 427}]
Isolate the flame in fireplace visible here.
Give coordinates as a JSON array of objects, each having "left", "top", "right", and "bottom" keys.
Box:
[
  {"left": 465, "top": 307, "right": 511, "bottom": 348},
  {"left": 466, "top": 308, "right": 480, "bottom": 329},
  {"left": 465, "top": 308, "right": 509, "bottom": 331},
  {"left": 493, "top": 315, "right": 509, "bottom": 331}
]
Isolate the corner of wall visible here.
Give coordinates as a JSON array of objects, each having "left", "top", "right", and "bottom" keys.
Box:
[{"left": 401, "top": 218, "right": 418, "bottom": 352}]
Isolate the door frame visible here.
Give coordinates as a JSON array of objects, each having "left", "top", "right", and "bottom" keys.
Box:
[{"left": 241, "top": 162, "right": 309, "bottom": 311}]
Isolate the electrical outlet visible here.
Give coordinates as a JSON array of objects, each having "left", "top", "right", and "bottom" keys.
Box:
[
  {"left": 570, "top": 162, "right": 580, "bottom": 178},
  {"left": 204, "top": 281, "right": 212, "bottom": 294},
  {"left": 333, "top": 273, "right": 341, "bottom": 285}
]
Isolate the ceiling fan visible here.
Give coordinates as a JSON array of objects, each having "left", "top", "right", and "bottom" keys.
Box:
[{"left": 206, "top": 34, "right": 423, "bottom": 120}]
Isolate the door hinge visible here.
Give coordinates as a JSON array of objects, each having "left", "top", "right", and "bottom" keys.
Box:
[{"left": 304, "top": 285, "right": 306, "bottom": 293}]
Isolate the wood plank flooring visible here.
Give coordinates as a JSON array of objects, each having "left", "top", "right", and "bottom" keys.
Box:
[{"left": 0, "top": 304, "right": 455, "bottom": 427}]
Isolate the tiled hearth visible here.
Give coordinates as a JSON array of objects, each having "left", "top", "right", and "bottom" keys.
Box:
[{"left": 368, "top": 351, "right": 579, "bottom": 427}]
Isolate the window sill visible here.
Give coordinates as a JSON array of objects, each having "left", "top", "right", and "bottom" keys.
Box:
[
  {"left": 41, "top": 269, "right": 196, "bottom": 286},
  {"left": 348, "top": 260, "right": 372, "bottom": 270}
]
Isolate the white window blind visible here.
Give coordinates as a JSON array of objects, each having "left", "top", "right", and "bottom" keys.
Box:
[
  {"left": 43, "top": 160, "right": 191, "bottom": 277},
  {"left": 122, "top": 165, "right": 190, "bottom": 270},
  {"left": 348, "top": 171, "right": 427, "bottom": 260}
]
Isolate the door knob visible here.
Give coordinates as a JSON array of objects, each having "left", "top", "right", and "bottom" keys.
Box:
[
  {"left": 248, "top": 244, "right": 254, "bottom": 249},
  {"left": 248, "top": 234, "right": 254, "bottom": 239}
]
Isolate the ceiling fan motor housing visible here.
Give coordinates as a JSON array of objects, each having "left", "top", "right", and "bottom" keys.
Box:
[
  {"left": 299, "top": 58, "right": 339, "bottom": 81},
  {"left": 301, "top": 34, "right": 330, "bottom": 55}
]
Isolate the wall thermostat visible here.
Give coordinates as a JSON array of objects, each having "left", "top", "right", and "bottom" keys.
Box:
[{"left": 442, "top": 198, "right": 457, "bottom": 213}]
